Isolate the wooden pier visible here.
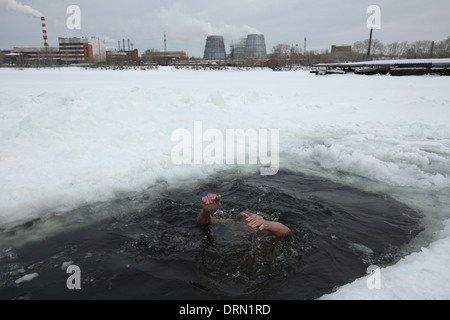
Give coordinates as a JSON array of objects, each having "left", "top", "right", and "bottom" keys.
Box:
[{"left": 312, "top": 58, "right": 450, "bottom": 76}]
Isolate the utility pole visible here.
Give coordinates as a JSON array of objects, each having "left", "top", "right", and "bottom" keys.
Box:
[
  {"left": 230, "top": 40, "right": 235, "bottom": 65},
  {"left": 430, "top": 41, "right": 435, "bottom": 58},
  {"left": 164, "top": 31, "right": 167, "bottom": 65},
  {"left": 303, "top": 37, "right": 307, "bottom": 66},
  {"left": 367, "top": 28, "right": 373, "bottom": 58}
]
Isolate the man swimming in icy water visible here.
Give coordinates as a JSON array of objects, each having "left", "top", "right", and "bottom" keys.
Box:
[{"left": 197, "top": 193, "right": 290, "bottom": 237}]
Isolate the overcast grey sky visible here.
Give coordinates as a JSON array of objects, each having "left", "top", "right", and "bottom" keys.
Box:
[{"left": 1, "top": 0, "right": 449, "bottom": 57}]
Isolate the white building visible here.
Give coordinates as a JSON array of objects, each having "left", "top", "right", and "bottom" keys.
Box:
[{"left": 58, "top": 37, "right": 106, "bottom": 64}]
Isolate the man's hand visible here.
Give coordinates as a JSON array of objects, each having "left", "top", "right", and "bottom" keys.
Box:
[
  {"left": 202, "top": 193, "right": 221, "bottom": 214},
  {"left": 198, "top": 193, "right": 221, "bottom": 225},
  {"left": 241, "top": 211, "right": 269, "bottom": 231},
  {"left": 241, "top": 211, "right": 290, "bottom": 237}
]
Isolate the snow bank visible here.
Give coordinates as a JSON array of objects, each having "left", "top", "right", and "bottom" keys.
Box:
[{"left": 1, "top": 67, "right": 449, "bottom": 299}]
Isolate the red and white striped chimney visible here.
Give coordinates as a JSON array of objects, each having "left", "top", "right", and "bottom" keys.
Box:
[{"left": 41, "top": 17, "right": 48, "bottom": 47}]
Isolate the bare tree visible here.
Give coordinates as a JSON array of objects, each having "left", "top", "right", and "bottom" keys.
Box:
[
  {"left": 353, "top": 39, "right": 384, "bottom": 57},
  {"left": 433, "top": 36, "right": 450, "bottom": 58},
  {"left": 290, "top": 45, "right": 303, "bottom": 66},
  {"left": 398, "top": 41, "right": 410, "bottom": 58},
  {"left": 269, "top": 35, "right": 450, "bottom": 66},
  {"left": 385, "top": 41, "right": 400, "bottom": 58},
  {"left": 407, "top": 40, "right": 433, "bottom": 58},
  {"left": 270, "top": 44, "right": 291, "bottom": 63},
  {"left": 352, "top": 40, "right": 367, "bottom": 55}
]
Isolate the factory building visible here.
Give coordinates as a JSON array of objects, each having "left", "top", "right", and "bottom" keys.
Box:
[
  {"left": 141, "top": 50, "right": 187, "bottom": 65},
  {"left": 106, "top": 49, "right": 140, "bottom": 65},
  {"left": 58, "top": 37, "right": 106, "bottom": 64},
  {"left": 331, "top": 45, "right": 352, "bottom": 54},
  {"left": 204, "top": 34, "right": 268, "bottom": 63},
  {"left": 9, "top": 47, "right": 60, "bottom": 65},
  {"left": 331, "top": 45, "right": 352, "bottom": 60}
]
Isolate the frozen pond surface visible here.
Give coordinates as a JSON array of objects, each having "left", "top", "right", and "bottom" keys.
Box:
[{"left": 0, "top": 68, "right": 449, "bottom": 299}]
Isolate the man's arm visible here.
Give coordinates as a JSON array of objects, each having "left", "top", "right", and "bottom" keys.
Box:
[
  {"left": 197, "top": 193, "right": 221, "bottom": 225},
  {"left": 241, "top": 212, "right": 290, "bottom": 237}
]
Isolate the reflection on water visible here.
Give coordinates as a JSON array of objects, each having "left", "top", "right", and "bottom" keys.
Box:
[{"left": 0, "top": 170, "right": 422, "bottom": 299}]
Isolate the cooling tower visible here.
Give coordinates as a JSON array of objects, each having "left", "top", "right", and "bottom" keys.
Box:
[
  {"left": 244, "top": 34, "right": 267, "bottom": 60},
  {"left": 231, "top": 38, "right": 247, "bottom": 60},
  {"left": 203, "top": 35, "right": 226, "bottom": 60}
]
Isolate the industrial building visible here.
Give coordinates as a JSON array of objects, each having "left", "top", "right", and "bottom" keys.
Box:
[
  {"left": 106, "top": 49, "right": 140, "bottom": 65},
  {"left": 141, "top": 50, "right": 187, "bottom": 65},
  {"left": 330, "top": 45, "right": 352, "bottom": 61},
  {"left": 58, "top": 37, "right": 106, "bottom": 64},
  {"left": 8, "top": 47, "right": 60, "bottom": 65},
  {"left": 3, "top": 17, "right": 105, "bottom": 66},
  {"left": 204, "top": 34, "right": 268, "bottom": 63},
  {"left": 331, "top": 45, "right": 352, "bottom": 54},
  {"left": 3, "top": 37, "right": 107, "bottom": 66}
]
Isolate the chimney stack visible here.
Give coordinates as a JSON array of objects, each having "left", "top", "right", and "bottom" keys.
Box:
[{"left": 41, "top": 17, "right": 48, "bottom": 47}]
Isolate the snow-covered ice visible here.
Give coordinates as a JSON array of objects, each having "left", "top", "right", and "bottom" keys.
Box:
[{"left": 0, "top": 67, "right": 449, "bottom": 299}]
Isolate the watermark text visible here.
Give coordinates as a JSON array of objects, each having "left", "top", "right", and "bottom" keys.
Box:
[
  {"left": 66, "top": 264, "right": 81, "bottom": 290},
  {"left": 367, "top": 5, "right": 381, "bottom": 30},
  {"left": 366, "top": 265, "right": 381, "bottom": 290},
  {"left": 171, "top": 121, "right": 279, "bottom": 175},
  {"left": 66, "top": 5, "right": 81, "bottom": 30}
]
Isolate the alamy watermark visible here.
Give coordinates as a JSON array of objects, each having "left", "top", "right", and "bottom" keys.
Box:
[
  {"left": 66, "top": 264, "right": 81, "bottom": 290},
  {"left": 171, "top": 121, "right": 279, "bottom": 175},
  {"left": 66, "top": 5, "right": 81, "bottom": 30},
  {"left": 366, "top": 265, "right": 381, "bottom": 290},
  {"left": 367, "top": 5, "right": 381, "bottom": 30}
]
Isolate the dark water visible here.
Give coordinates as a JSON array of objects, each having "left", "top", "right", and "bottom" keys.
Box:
[{"left": 0, "top": 170, "right": 422, "bottom": 300}]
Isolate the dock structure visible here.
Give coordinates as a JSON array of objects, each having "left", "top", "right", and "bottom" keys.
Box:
[{"left": 312, "top": 58, "right": 450, "bottom": 76}]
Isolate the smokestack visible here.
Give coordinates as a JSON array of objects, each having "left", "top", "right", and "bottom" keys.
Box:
[
  {"left": 123, "top": 39, "right": 125, "bottom": 52},
  {"left": 41, "top": 17, "right": 48, "bottom": 47},
  {"left": 118, "top": 40, "right": 121, "bottom": 51},
  {"left": 128, "top": 39, "right": 130, "bottom": 51}
]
